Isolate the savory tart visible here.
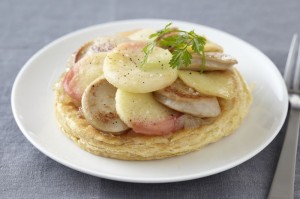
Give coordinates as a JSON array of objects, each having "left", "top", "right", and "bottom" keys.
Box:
[{"left": 54, "top": 24, "right": 252, "bottom": 160}]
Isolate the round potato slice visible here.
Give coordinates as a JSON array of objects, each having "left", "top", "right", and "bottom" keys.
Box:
[
  {"left": 63, "top": 53, "right": 107, "bottom": 102},
  {"left": 178, "top": 70, "right": 236, "bottom": 99},
  {"left": 74, "top": 36, "right": 130, "bottom": 63},
  {"left": 115, "top": 89, "right": 183, "bottom": 135},
  {"left": 103, "top": 42, "right": 178, "bottom": 93},
  {"left": 128, "top": 29, "right": 156, "bottom": 41}
]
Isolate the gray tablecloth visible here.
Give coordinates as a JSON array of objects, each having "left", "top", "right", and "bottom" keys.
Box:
[{"left": 1, "top": 0, "right": 300, "bottom": 198}]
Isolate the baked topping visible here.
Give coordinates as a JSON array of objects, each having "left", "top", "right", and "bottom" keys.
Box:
[{"left": 61, "top": 24, "right": 240, "bottom": 135}]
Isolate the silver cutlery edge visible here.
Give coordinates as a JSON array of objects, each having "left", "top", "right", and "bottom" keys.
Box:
[{"left": 268, "top": 34, "right": 300, "bottom": 199}]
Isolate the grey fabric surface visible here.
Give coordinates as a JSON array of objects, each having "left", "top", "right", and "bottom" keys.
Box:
[{"left": 1, "top": 0, "right": 300, "bottom": 198}]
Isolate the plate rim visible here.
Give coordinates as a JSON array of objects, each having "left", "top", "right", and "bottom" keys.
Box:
[{"left": 11, "top": 18, "right": 289, "bottom": 183}]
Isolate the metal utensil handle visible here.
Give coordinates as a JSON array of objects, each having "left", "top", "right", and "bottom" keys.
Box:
[{"left": 268, "top": 108, "right": 300, "bottom": 199}]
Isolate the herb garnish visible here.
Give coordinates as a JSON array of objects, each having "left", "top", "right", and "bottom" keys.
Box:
[{"left": 142, "top": 23, "right": 207, "bottom": 71}]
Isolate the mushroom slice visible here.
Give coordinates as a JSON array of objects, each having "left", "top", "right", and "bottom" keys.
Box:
[
  {"left": 179, "top": 52, "right": 238, "bottom": 71},
  {"left": 153, "top": 79, "right": 221, "bottom": 117},
  {"left": 81, "top": 77, "right": 129, "bottom": 133},
  {"left": 74, "top": 36, "right": 130, "bottom": 63}
]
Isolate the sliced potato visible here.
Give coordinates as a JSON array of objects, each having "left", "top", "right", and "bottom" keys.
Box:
[
  {"left": 82, "top": 77, "right": 129, "bottom": 133},
  {"left": 63, "top": 53, "right": 107, "bottom": 102},
  {"left": 204, "top": 40, "right": 224, "bottom": 52},
  {"left": 115, "top": 89, "right": 181, "bottom": 135},
  {"left": 128, "top": 29, "right": 156, "bottom": 41},
  {"left": 187, "top": 40, "right": 223, "bottom": 53},
  {"left": 117, "top": 29, "right": 140, "bottom": 37},
  {"left": 103, "top": 42, "right": 177, "bottom": 93},
  {"left": 178, "top": 70, "right": 236, "bottom": 99},
  {"left": 74, "top": 36, "right": 130, "bottom": 63}
]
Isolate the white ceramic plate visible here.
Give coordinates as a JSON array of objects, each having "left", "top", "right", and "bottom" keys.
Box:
[{"left": 11, "top": 19, "right": 288, "bottom": 183}]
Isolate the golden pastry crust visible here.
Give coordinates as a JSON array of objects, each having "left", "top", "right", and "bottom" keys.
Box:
[{"left": 54, "top": 68, "right": 252, "bottom": 160}]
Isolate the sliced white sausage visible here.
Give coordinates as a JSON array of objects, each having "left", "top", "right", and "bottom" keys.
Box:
[
  {"left": 179, "top": 52, "right": 238, "bottom": 71},
  {"left": 81, "top": 77, "right": 129, "bottom": 133},
  {"left": 154, "top": 79, "right": 221, "bottom": 117}
]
